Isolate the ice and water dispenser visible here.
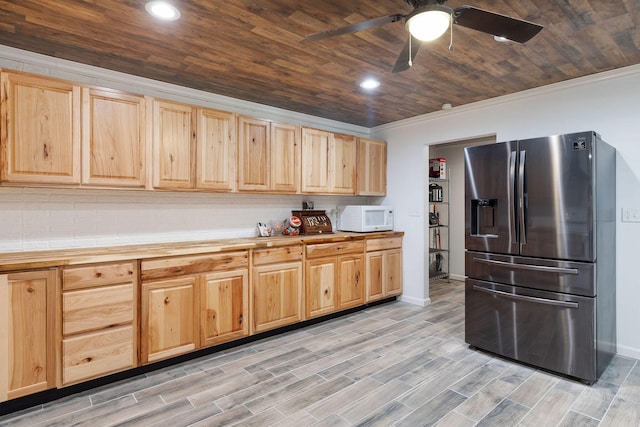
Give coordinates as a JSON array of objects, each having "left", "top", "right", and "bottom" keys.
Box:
[{"left": 470, "top": 198, "right": 498, "bottom": 236}]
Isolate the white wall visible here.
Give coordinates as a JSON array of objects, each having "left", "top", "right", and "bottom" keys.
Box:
[{"left": 372, "top": 64, "right": 640, "bottom": 359}]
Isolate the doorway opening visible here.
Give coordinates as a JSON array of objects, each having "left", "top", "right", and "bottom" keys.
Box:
[{"left": 426, "top": 135, "right": 495, "bottom": 285}]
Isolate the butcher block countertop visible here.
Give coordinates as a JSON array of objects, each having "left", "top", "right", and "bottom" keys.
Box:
[{"left": 0, "top": 231, "right": 404, "bottom": 272}]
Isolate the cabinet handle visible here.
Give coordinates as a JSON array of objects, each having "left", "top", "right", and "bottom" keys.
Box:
[
  {"left": 164, "top": 297, "right": 170, "bottom": 304},
  {"left": 239, "top": 314, "right": 243, "bottom": 324}
]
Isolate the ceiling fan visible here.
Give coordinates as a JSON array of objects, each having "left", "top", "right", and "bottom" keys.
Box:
[{"left": 306, "top": 0, "right": 543, "bottom": 73}]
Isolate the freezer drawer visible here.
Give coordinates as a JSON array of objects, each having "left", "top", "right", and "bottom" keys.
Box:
[
  {"left": 465, "top": 279, "right": 596, "bottom": 382},
  {"left": 466, "top": 251, "right": 595, "bottom": 296}
]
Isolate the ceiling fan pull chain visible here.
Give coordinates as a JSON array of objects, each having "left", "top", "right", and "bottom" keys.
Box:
[{"left": 408, "top": 35, "right": 413, "bottom": 67}]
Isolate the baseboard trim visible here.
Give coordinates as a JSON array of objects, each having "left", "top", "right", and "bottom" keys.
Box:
[{"left": 399, "top": 295, "right": 431, "bottom": 307}]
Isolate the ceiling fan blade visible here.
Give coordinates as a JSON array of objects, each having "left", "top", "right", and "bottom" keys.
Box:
[
  {"left": 392, "top": 35, "right": 422, "bottom": 73},
  {"left": 306, "top": 14, "right": 404, "bottom": 41},
  {"left": 453, "top": 6, "right": 543, "bottom": 43}
]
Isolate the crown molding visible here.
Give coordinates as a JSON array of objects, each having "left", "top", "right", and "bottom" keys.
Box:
[{"left": 373, "top": 63, "right": 640, "bottom": 133}]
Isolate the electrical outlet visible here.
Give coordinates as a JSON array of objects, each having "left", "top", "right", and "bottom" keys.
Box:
[{"left": 621, "top": 208, "right": 640, "bottom": 222}]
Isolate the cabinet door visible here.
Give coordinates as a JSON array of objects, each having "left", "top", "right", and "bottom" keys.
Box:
[
  {"left": 301, "top": 127, "right": 331, "bottom": 193},
  {"left": 337, "top": 255, "right": 364, "bottom": 310},
  {"left": 252, "top": 262, "right": 303, "bottom": 333},
  {"left": 197, "top": 108, "right": 236, "bottom": 191},
  {"left": 332, "top": 133, "right": 357, "bottom": 194},
  {"left": 153, "top": 100, "right": 195, "bottom": 189},
  {"left": 305, "top": 257, "right": 337, "bottom": 318},
  {"left": 385, "top": 249, "right": 403, "bottom": 297},
  {"left": 141, "top": 277, "right": 198, "bottom": 363},
  {"left": 0, "top": 270, "right": 55, "bottom": 402},
  {"left": 270, "top": 122, "right": 300, "bottom": 193},
  {"left": 201, "top": 270, "right": 248, "bottom": 347},
  {"left": 357, "top": 138, "right": 387, "bottom": 196},
  {"left": 366, "top": 252, "right": 384, "bottom": 302},
  {"left": 1, "top": 72, "right": 81, "bottom": 184},
  {"left": 82, "top": 88, "right": 146, "bottom": 187},
  {"left": 237, "top": 116, "right": 269, "bottom": 191}
]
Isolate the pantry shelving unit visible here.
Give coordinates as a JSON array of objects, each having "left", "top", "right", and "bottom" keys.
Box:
[{"left": 428, "top": 177, "right": 449, "bottom": 281}]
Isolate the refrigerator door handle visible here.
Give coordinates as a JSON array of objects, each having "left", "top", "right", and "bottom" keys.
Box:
[
  {"left": 518, "top": 150, "right": 527, "bottom": 245},
  {"left": 509, "top": 151, "right": 517, "bottom": 245},
  {"left": 473, "top": 285, "right": 579, "bottom": 308},
  {"left": 473, "top": 257, "right": 579, "bottom": 275}
]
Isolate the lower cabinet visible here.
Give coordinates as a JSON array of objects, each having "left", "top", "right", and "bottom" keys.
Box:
[
  {"left": 0, "top": 269, "right": 56, "bottom": 402},
  {"left": 140, "top": 251, "right": 249, "bottom": 364},
  {"left": 0, "top": 233, "right": 402, "bottom": 403},
  {"left": 201, "top": 270, "right": 249, "bottom": 347},
  {"left": 251, "top": 246, "right": 304, "bottom": 333},
  {"left": 141, "top": 276, "right": 198, "bottom": 364},
  {"left": 305, "top": 241, "right": 365, "bottom": 319},
  {"left": 366, "top": 237, "right": 403, "bottom": 302},
  {"left": 61, "top": 262, "right": 137, "bottom": 385}
]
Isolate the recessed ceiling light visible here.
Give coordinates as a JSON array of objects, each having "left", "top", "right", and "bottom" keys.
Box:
[
  {"left": 360, "top": 78, "right": 381, "bottom": 90},
  {"left": 493, "top": 35, "right": 509, "bottom": 42},
  {"left": 146, "top": 1, "right": 181, "bottom": 21}
]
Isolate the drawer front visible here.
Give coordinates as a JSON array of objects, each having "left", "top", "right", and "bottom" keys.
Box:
[
  {"left": 62, "top": 325, "right": 135, "bottom": 385},
  {"left": 366, "top": 237, "right": 402, "bottom": 252},
  {"left": 141, "top": 251, "right": 248, "bottom": 281},
  {"left": 63, "top": 284, "right": 134, "bottom": 335},
  {"left": 306, "top": 241, "right": 364, "bottom": 259},
  {"left": 63, "top": 262, "right": 136, "bottom": 290},
  {"left": 252, "top": 245, "right": 303, "bottom": 266}
]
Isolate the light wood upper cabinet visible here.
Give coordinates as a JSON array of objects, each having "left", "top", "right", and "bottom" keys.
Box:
[
  {"left": 82, "top": 87, "right": 147, "bottom": 187},
  {"left": 1, "top": 72, "right": 81, "bottom": 184},
  {"left": 197, "top": 108, "right": 236, "bottom": 191},
  {"left": 301, "top": 127, "right": 356, "bottom": 194},
  {"left": 0, "top": 269, "right": 56, "bottom": 402},
  {"left": 271, "top": 122, "right": 300, "bottom": 192},
  {"left": 301, "top": 128, "right": 330, "bottom": 193},
  {"left": 332, "top": 132, "right": 357, "bottom": 194},
  {"left": 153, "top": 99, "right": 236, "bottom": 191},
  {"left": 357, "top": 138, "right": 387, "bottom": 196},
  {"left": 238, "top": 116, "right": 300, "bottom": 193},
  {"left": 152, "top": 100, "right": 195, "bottom": 189},
  {"left": 238, "top": 116, "right": 269, "bottom": 191}
]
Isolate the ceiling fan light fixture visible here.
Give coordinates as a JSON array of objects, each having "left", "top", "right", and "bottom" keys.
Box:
[
  {"left": 406, "top": 5, "right": 452, "bottom": 42},
  {"left": 145, "top": 1, "right": 181, "bottom": 21}
]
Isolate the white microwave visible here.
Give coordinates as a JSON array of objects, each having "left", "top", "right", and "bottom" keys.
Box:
[{"left": 338, "top": 205, "right": 394, "bottom": 232}]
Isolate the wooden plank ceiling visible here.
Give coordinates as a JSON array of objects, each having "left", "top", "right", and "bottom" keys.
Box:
[{"left": 0, "top": 0, "right": 638, "bottom": 127}]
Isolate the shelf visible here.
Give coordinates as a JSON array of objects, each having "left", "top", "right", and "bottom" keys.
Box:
[{"left": 428, "top": 176, "right": 449, "bottom": 281}]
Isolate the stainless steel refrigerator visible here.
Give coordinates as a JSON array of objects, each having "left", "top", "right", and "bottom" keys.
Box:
[{"left": 464, "top": 131, "right": 616, "bottom": 383}]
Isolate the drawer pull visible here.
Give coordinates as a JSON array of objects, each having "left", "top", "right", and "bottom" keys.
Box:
[{"left": 164, "top": 297, "right": 170, "bottom": 304}]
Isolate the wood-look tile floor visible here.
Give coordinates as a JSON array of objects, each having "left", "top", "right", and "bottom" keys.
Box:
[{"left": 2, "top": 279, "right": 639, "bottom": 427}]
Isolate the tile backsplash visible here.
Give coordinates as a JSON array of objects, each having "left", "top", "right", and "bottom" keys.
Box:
[{"left": 0, "top": 187, "right": 365, "bottom": 252}]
